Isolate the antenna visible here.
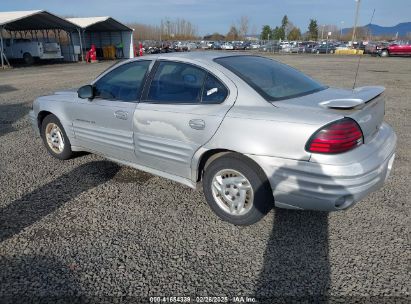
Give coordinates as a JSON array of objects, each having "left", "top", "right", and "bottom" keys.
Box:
[{"left": 352, "top": 8, "right": 375, "bottom": 90}]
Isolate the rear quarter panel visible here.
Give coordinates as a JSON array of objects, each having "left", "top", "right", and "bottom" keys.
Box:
[{"left": 204, "top": 103, "right": 339, "bottom": 161}]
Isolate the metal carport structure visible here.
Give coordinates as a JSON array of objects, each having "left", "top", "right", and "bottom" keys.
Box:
[
  {"left": 0, "top": 10, "right": 79, "bottom": 68},
  {"left": 67, "top": 17, "right": 135, "bottom": 60}
]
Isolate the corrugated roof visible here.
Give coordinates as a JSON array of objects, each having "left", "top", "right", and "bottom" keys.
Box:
[
  {"left": 0, "top": 10, "right": 42, "bottom": 26},
  {"left": 66, "top": 17, "right": 110, "bottom": 28},
  {"left": 0, "top": 10, "right": 77, "bottom": 30},
  {"left": 67, "top": 17, "right": 132, "bottom": 31}
]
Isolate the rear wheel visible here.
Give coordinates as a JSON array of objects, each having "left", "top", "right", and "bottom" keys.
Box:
[
  {"left": 41, "top": 114, "right": 73, "bottom": 160},
  {"left": 23, "top": 52, "right": 34, "bottom": 65},
  {"left": 202, "top": 153, "right": 273, "bottom": 225}
]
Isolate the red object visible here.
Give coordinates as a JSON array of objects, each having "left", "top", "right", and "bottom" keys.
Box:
[
  {"left": 386, "top": 43, "right": 411, "bottom": 56},
  {"left": 306, "top": 118, "right": 363, "bottom": 154},
  {"left": 139, "top": 42, "right": 143, "bottom": 56},
  {"left": 86, "top": 44, "right": 97, "bottom": 62}
]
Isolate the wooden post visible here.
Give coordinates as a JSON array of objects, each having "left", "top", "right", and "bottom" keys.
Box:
[
  {"left": 0, "top": 26, "right": 4, "bottom": 69},
  {"left": 77, "top": 28, "right": 84, "bottom": 62}
]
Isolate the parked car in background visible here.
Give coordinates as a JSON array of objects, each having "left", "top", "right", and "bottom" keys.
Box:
[
  {"left": 246, "top": 43, "right": 260, "bottom": 50},
  {"left": 206, "top": 41, "right": 215, "bottom": 49},
  {"left": 173, "top": 42, "right": 189, "bottom": 52},
  {"left": 364, "top": 42, "right": 389, "bottom": 55},
  {"left": 289, "top": 42, "right": 299, "bottom": 53},
  {"left": 211, "top": 42, "right": 222, "bottom": 50},
  {"left": 335, "top": 43, "right": 349, "bottom": 50},
  {"left": 221, "top": 42, "right": 234, "bottom": 50},
  {"left": 379, "top": 41, "right": 411, "bottom": 57},
  {"left": 29, "top": 52, "right": 396, "bottom": 225},
  {"left": 279, "top": 41, "right": 291, "bottom": 53},
  {"left": 186, "top": 42, "right": 198, "bottom": 51},
  {"left": 314, "top": 44, "right": 336, "bottom": 54},
  {"left": 352, "top": 41, "right": 366, "bottom": 52},
  {"left": 260, "top": 42, "right": 280, "bottom": 52},
  {"left": 297, "top": 42, "right": 312, "bottom": 53},
  {"left": 233, "top": 42, "right": 246, "bottom": 50},
  {"left": 3, "top": 38, "right": 63, "bottom": 65},
  {"left": 303, "top": 43, "right": 319, "bottom": 53}
]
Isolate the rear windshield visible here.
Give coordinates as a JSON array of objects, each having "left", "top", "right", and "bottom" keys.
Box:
[{"left": 215, "top": 56, "right": 327, "bottom": 101}]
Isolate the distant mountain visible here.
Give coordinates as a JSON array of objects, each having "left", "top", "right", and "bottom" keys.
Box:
[{"left": 342, "top": 22, "right": 411, "bottom": 38}]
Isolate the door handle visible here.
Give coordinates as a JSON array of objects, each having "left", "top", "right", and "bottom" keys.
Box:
[
  {"left": 114, "top": 110, "right": 128, "bottom": 120},
  {"left": 189, "top": 119, "right": 205, "bottom": 130}
]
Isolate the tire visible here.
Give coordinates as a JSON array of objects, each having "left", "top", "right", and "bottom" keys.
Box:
[
  {"left": 40, "top": 114, "right": 73, "bottom": 160},
  {"left": 23, "top": 52, "right": 34, "bottom": 65},
  {"left": 202, "top": 153, "right": 274, "bottom": 226},
  {"left": 380, "top": 50, "right": 389, "bottom": 57}
]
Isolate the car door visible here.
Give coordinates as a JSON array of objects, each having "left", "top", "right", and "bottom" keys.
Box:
[
  {"left": 70, "top": 60, "right": 152, "bottom": 162},
  {"left": 134, "top": 59, "right": 237, "bottom": 179},
  {"left": 389, "top": 44, "right": 401, "bottom": 55},
  {"left": 404, "top": 42, "right": 411, "bottom": 55}
]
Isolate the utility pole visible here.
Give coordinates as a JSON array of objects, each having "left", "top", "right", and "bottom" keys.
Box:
[
  {"left": 368, "top": 9, "right": 375, "bottom": 41},
  {"left": 352, "top": 0, "right": 361, "bottom": 44},
  {"left": 321, "top": 25, "right": 325, "bottom": 41}
]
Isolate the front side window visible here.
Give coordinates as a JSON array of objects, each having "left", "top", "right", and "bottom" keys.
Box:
[
  {"left": 94, "top": 60, "right": 151, "bottom": 102},
  {"left": 215, "top": 56, "right": 326, "bottom": 101},
  {"left": 147, "top": 61, "right": 206, "bottom": 103}
]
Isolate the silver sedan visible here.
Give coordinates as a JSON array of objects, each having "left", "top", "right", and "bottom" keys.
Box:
[{"left": 29, "top": 52, "right": 397, "bottom": 225}]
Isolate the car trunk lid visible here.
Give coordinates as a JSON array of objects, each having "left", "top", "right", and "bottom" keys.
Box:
[{"left": 273, "top": 86, "right": 385, "bottom": 143}]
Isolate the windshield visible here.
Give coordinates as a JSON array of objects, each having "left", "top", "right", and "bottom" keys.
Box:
[{"left": 215, "top": 56, "right": 327, "bottom": 101}]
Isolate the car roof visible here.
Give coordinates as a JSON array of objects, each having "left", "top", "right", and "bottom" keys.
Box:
[{"left": 132, "top": 51, "right": 248, "bottom": 63}]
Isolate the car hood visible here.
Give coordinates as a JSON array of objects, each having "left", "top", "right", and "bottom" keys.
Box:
[{"left": 54, "top": 88, "right": 78, "bottom": 96}]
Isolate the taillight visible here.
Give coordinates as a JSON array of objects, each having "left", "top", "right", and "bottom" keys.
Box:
[{"left": 306, "top": 118, "right": 363, "bottom": 154}]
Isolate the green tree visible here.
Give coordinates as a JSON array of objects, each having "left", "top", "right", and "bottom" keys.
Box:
[
  {"left": 271, "top": 26, "right": 280, "bottom": 40},
  {"left": 308, "top": 19, "right": 318, "bottom": 40},
  {"left": 271, "top": 26, "right": 285, "bottom": 40},
  {"left": 288, "top": 27, "right": 302, "bottom": 40},
  {"left": 261, "top": 25, "right": 272, "bottom": 40}
]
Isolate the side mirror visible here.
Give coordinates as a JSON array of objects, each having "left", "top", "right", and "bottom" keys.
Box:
[{"left": 77, "top": 85, "right": 94, "bottom": 99}]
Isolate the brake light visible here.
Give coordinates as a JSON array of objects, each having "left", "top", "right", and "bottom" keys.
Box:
[{"left": 306, "top": 118, "right": 363, "bottom": 154}]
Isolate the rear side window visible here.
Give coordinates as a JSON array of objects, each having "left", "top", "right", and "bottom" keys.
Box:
[
  {"left": 202, "top": 74, "right": 228, "bottom": 104},
  {"left": 94, "top": 60, "right": 151, "bottom": 102},
  {"left": 147, "top": 61, "right": 206, "bottom": 103},
  {"left": 215, "top": 56, "right": 326, "bottom": 101}
]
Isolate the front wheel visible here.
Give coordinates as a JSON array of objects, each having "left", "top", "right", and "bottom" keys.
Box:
[
  {"left": 380, "top": 50, "right": 389, "bottom": 57},
  {"left": 41, "top": 114, "right": 73, "bottom": 160},
  {"left": 202, "top": 153, "right": 273, "bottom": 225}
]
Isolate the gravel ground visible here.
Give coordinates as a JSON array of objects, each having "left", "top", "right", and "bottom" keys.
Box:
[{"left": 0, "top": 55, "right": 410, "bottom": 303}]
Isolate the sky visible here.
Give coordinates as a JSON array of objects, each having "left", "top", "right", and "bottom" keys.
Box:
[{"left": 2, "top": 0, "right": 410, "bottom": 35}]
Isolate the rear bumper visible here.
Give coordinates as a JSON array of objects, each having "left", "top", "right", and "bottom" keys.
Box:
[
  {"left": 39, "top": 53, "right": 63, "bottom": 60},
  {"left": 247, "top": 122, "right": 397, "bottom": 211}
]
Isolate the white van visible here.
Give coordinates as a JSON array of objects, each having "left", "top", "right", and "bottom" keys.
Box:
[{"left": 3, "top": 38, "right": 63, "bottom": 65}]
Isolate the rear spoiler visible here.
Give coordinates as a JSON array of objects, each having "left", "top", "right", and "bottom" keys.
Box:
[{"left": 320, "top": 86, "right": 385, "bottom": 110}]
